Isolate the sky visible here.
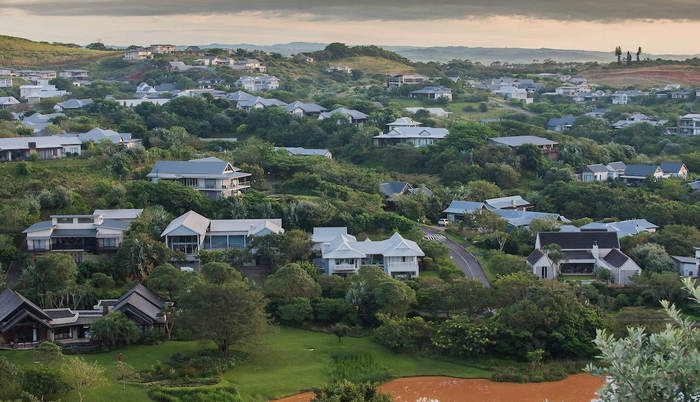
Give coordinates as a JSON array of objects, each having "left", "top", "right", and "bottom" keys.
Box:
[{"left": 1, "top": 0, "right": 700, "bottom": 54}]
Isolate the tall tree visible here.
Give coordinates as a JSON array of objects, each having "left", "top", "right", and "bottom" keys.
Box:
[
  {"left": 626, "top": 51, "right": 633, "bottom": 66},
  {"left": 61, "top": 357, "right": 107, "bottom": 402},
  {"left": 636, "top": 46, "right": 642, "bottom": 61},
  {"left": 180, "top": 282, "right": 271, "bottom": 356},
  {"left": 615, "top": 46, "right": 622, "bottom": 64},
  {"left": 265, "top": 263, "right": 321, "bottom": 302}
]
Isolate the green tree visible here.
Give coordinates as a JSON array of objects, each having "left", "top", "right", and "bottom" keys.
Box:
[
  {"left": 373, "top": 279, "right": 416, "bottom": 317},
  {"left": 433, "top": 317, "right": 498, "bottom": 356},
  {"left": 147, "top": 263, "right": 187, "bottom": 299},
  {"left": 485, "top": 253, "right": 529, "bottom": 277},
  {"left": 0, "top": 357, "right": 21, "bottom": 400},
  {"left": 265, "top": 263, "right": 321, "bottom": 302},
  {"left": 330, "top": 323, "right": 351, "bottom": 342},
  {"left": 464, "top": 180, "right": 502, "bottom": 201},
  {"left": 492, "top": 271, "right": 540, "bottom": 308},
  {"left": 655, "top": 224, "right": 700, "bottom": 257},
  {"left": 90, "top": 311, "right": 139, "bottom": 347},
  {"left": 615, "top": 46, "right": 622, "bottom": 64},
  {"left": 629, "top": 243, "right": 675, "bottom": 273},
  {"left": 374, "top": 314, "right": 435, "bottom": 353},
  {"left": 542, "top": 243, "right": 566, "bottom": 276},
  {"left": 201, "top": 262, "right": 242, "bottom": 285},
  {"left": 280, "top": 229, "right": 314, "bottom": 262},
  {"left": 463, "top": 209, "right": 508, "bottom": 234},
  {"left": 113, "top": 360, "right": 136, "bottom": 391},
  {"left": 32, "top": 341, "right": 63, "bottom": 365},
  {"left": 278, "top": 297, "right": 314, "bottom": 324},
  {"left": 22, "top": 366, "right": 68, "bottom": 400},
  {"left": 597, "top": 266, "right": 614, "bottom": 284},
  {"left": 179, "top": 282, "right": 271, "bottom": 356},
  {"left": 586, "top": 278, "right": 700, "bottom": 402},
  {"left": 516, "top": 143, "right": 546, "bottom": 171},
  {"left": 636, "top": 46, "right": 642, "bottom": 61},
  {"left": 311, "top": 380, "right": 392, "bottom": 402},
  {"left": 33, "top": 253, "right": 78, "bottom": 292},
  {"left": 116, "top": 232, "right": 171, "bottom": 281},
  {"left": 61, "top": 357, "right": 107, "bottom": 402}
]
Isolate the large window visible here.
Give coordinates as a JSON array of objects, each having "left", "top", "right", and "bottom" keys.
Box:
[
  {"left": 32, "top": 240, "right": 46, "bottom": 250},
  {"left": 102, "top": 238, "right": 117, "bottom": 248},
  {"left": 57, "top": 217, "right": 73, "bottom": 224},
  {"left": 210, "top": 236, "right": 228, "bottom": 249},
  {"left": 77, "top": 218, "right": 94, "bottom": 224},
  {"left": 229, "top": 235, "right": 245, "bottom": 248},
  {"left": 178, "top": 178, "right": 198, "bottom": 187},
  {"left": 54, "top": 327, "right": 73, "bottom": 340},
  {"left": 168, "top": 235, "right": 199, "bottom": 255}
]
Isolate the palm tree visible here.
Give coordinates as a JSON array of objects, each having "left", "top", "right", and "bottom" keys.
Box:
[{"left": 615, "top": 46, "right": 622, "bottom": 64}]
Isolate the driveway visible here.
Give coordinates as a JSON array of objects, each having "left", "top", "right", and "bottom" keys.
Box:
[{"left": 422, "top": 226, "right": 490, "bottom": 287}]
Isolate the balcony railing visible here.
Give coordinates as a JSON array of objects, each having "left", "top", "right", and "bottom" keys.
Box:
[{"left": 334, "top": 264, "right": 358, "bottom": 272}]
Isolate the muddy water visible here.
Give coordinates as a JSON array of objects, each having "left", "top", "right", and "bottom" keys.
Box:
[{"left": 274, "top": 373, "right": 605, "bottom": 402}]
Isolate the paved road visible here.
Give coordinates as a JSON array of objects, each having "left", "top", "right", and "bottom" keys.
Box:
[
  {"left": 422, "top": 226, "right": 490, "bottom": 287},
  {"left": 488, "top": 99, "right": 537, "bottom": 117}
]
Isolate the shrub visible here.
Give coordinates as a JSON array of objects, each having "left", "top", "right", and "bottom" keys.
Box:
[
  {"left": 21, "top": 366, "right": 68, "bottom": 400},
  {"left": 313, "top": 298, "right": 360, "bottom": 325},
  {"left": 329, "top": 353, "right": 392, "bottom": 384}
]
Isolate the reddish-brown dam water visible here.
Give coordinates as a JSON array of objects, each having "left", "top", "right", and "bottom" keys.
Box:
[{"left": 274, "top": 374, "right": 605, "bottom": 402}]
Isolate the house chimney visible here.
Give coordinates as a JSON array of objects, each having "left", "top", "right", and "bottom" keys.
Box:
[
  {"left": 592, "top": 241, "right": 599, "bottom": 256},
  {"left": 512, "top": 198, "right": 516, "bottom": 206},
  {"left": 102, "top": 302, "right": 109, "bottom": 316}
]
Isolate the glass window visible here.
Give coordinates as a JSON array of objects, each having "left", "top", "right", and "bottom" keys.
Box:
[
  {"left": 77, "top": 218, "right": 94, "bottom": 224},
  {"left": 103, "top": 238, "right": 116, "bottom": 247},
  {"left": 57, "top": 217, "right": 73, "bottom": 224},
  {"left": 33, "top": 240, "right": 45, "bottom": 250},
  {"left": 211, "top": 236, "right": 228, "bottom": 249},
  {"left": 228, "top": 235, "right": 245, "bottom": 248}
]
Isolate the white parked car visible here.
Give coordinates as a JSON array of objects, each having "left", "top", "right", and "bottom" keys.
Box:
[{"left": 438, "top": 218, "right": 450, "bottom": 226}]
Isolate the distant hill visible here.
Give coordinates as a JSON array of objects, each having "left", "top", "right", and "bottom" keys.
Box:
[
  {"left": 0, "top": 35, "right": 118, "bottom": 68},
  {"left": 196, "top": 42, "right": 699, "bottom": 64}
]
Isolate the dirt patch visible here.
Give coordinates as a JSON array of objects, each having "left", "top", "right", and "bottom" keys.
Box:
[
  {"left": 583, "top": 66, "right": 700, "bottom": 87},
  {"left": 274, "top": 373, "right": 605, "bottom": 402}
]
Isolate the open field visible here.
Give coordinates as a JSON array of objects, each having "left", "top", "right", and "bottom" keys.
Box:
[
  {"left": 0, "top": 35, "right": 119, "bottom": 68},
  {"left": 391, "top": 98, "right": 511, "bottom": 121},
  {"left": 581, "top": 65, "right": 700, "bottom": 87},
  {"left": 0, "top": 327, "right": 491, "bottom": 402},
  {"left": 333, "top": 56, "right": 413, "bottom": 75}
]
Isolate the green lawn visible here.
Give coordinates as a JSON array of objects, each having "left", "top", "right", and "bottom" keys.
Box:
[
  {"left": 223, "top": 327, "right": 490, "bottom": 400},
  {"left": 1, "top": 327, "right": 491, "bottom": 402},
  {"left": 562, "top": 275, "right": 597, "bottom": 282}
]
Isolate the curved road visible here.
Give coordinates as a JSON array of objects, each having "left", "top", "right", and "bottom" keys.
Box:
[{"left": 422, "top": 226, "right": 490, "bottom": 287}]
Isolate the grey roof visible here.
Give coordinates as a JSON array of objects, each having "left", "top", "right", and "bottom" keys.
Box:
[
  {"left": 443, "top": 200, "right": 485, "bottom": 215},
  {"left": 285, "top": 101, "right": 326, "bottom": 113},
  {"left": 546, "top": 116, "right": 579, "bottom": 128},
  {"left": 237, "top": 97, "right": 287, "bottom": 109},
  {"left": 93, "top": 209, "right": 143, "bottom": 221},
  {"left": 659, "top": 162, "right": 686, "bottom": 174},
  {"left": 99, "top": 220, "right": 131, "bottom": 231},
  {"left": 374, "top": 127, "right": 449, "bottom": 140},
  {"left": 564, "top": 250, "right": 594, "bottom": 259},
  {"left": 52, "top": 228, "right": 98, "bottom": 237},
  {"left": 387, "top": 117, "right": 422, "bottom": 127},
  {"left": 409, "top": 186, "right": 433, "bottom": 197},
  {"left": 225, "top": 91, "right": 255, "bottom": 102},
  {"left": 492, "top": 209, "right": 568, "bottom": 228},
  {"left": 323, "top": 232, "right": 423, "bottom": 259},
  {"left": 312, "top": 227, "right": 356, "bottom": 244},
  {"left": 56, "top": 98, "right": 92, "bottom": 109},
  {"left": 410, "top": 86, "right": 452, "bottom": 95},
  {"left": 161, "top": 210, "right": 211, "bottom": 237},
  {"left": 672, "top": 256, "right": 696, "bottom": 264},
  {"left": 538, "top": 231, "right": 620, "bottom": 250},
  {"left": 490, "top": 135, "right": 558, "bottom": 147},
  {"left": 44, "top": 309, "right": 76, "bottom": 319},
  {"left": 23, "top": 220, "right": 54, "bottom": 233},
  {"left": 624, "top": 165, "right": 661, "bottom": 177},
  {"left": 380, "top": 182, "right": 411, "bottom": 197},
  {"left": 485, "top": 196, "right": 530, "bottom": 210},
  {"left": 277, "top": 147, "right": 330, "bottom": 156},
  {"left": 0, "top": 288, "right": 51, "bottom": 324},
  {"left": 579, "top": 219, "right": 658, "bottom": 239},
  {"left": 607, "top": 161, "right": 627, "bottom": 171},
  {"left": 148, "top": 158, "right": 247, "bottom": 179},
  {"left": 526, "top": 249, "right": 545, "bottom": 265},
  {"left": 319, "top": 108, "right": 369, "bottom": 121},
  {"left": 209, "top": 218, "right": 283, "bottom": 235},
  {"left": 154, "top": 83, "right": 178, "bottom": 92},
  {"left": 604, "top": 249, "right": 630, "bottom": 268},
  {"left": 0, "top": 136, "right": 81, "bottom": 151},
  {"left": 584, "top": 164, "right": 609, "bottom": 173},
  {"left": 113, "top": 284, "right": 164, "bottom": 323}
]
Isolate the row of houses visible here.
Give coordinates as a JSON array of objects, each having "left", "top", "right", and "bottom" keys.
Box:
[
  {"left": 581, "top": 161, "right": 688, "bottom": 183},
  {"left": 547, "top": 113, "right": 668, "bottom": 133}
]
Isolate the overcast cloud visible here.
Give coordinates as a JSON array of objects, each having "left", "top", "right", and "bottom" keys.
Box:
[{"left": 2, "top": 0, "right": 700, "bottom": 22}]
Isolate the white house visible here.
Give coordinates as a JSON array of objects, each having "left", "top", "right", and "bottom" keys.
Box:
[
  {"left": 659, "top": 162, "right": 689, "bottom": 178},
  {"left": 373, "top": 127, "right": 448, "bottom": 147},
  {"left": 147, "top": 157, "right": 251, "bottom": 199},
  {"left": 326, "top": 65, "right": 352, "bottom": 74},
  {"left": 0, "top": 77, "right": 12, "bottom": 88},
  {"left": 19, "top": 80, "right": 68, "bottom": 101},
  {"left": 526, "top": 231, "right": 641, "bottom": 284},
  {"left": 387, "top": 74, "right": 428, "bottom": 88},
  {"left": 236, "top": 96, "right": 288, "bottom": 112},
  {"left": 233, "top": 76, "right": 279, "bottom": 92},
  {"left": 285, "top": 101, "right": 327, "bottom": 117},
  {"left": 581, "top": 162, "right": 629, "bottom": 182},
  {"left": 0, "top": 96, "right": 19, "bottom": 109},
  {"left": 671, "top": 247, "right": 700, "bottom": 278},
  {"left": 409, "top": 86, "right": 453, "bottom": 101},
  {"left": 58, "top": 127, "right": 141, "bottom": 148},
  {"left": 58, "top": 70, "right": 88, "bottom": 79},
  {"left": 312, "top": 227, "right": 356, "bottom": 251},
  {"left": 124, "top": 48, "right": 153, "bottom": 61},
  {"left": 23, "top": 209, "right": 141, "bottom": 263},
  {"left": 161, "top": 210, "right": 284, "bottom": 268},
  {"left": 20, "top": 112, "right": 65, "bottom": 133},
  {"left": 611, "top": 90, "right": 646, "bottom": 105},
  {"left": 611, "top": 114, "right": 667, "bottom": 129},
  {"left": 149, "top": 44, "right": 178, "bottom": 54},
  {"left": 677, "top": 114, "right": 700, "bottom": 136},
  {"left": 53, "top": 98, "right": 92, "bottom": 112},
  {"left": 579, "top": 219, "right": 658, "bottom": 239},
  {"left": 0, "top": 136, "right": 81, "bottom": 161},
  {"left": 320, "top": 232, "right": 424, "bottom": 279},
  {"left": 620, "top": 165, "right": 665, "bottom": 183}
]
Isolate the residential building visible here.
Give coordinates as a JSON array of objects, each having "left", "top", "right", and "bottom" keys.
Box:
[
  {"left": 494, "top": 87, "right": 532, "bottom": 103},
  {"left": 0, "top": 96, "right": 19, "bottom": 109},
  {"left": 58, "top": 127, "right": 141, "bottom": 147},
  {"left": 659, "top": 162, "right": 689, "bottom": 178},
  {"left": 233, "top": 76, "right": 279, "bottom": 92},
  {"left": 197, "top": 77, "right": 228, "bottom": 89},
  {"left": 236, "top": 96, "right": 288, "bottom": 112},
  {"left": 21, "top": 112, "right": 65, "bottom": 133},
  {"left": 53, "top": 98, "right": 93, "bottom": 112},
  {"left": 405, "top": 107, "right": 450, "bottom": 117},
  {"left": 194, "top": 56, "right": 220, "bottom": 66},
  {"left": 489, "top": 135, "right": 560, "bottom": 159},
  {"left": 161, "top": 210, "right": 284, "bottom": 267},
  {"left": 373, "top": 127, "right": 449, "bottom": 147},
  {"left": 233, "top": 59, "right": 266, "bottom": 73},
  {"left": 320, "top": 232, "right": 424, "bottom": 279},
  {"left": 13, "top": 70, "right": 56, "bottom": 79},
  {"left": 0, "top": 77, "right": 13, "bottom": 88},
  {"left": 380, "top": 181, "right": 413, "bottom": 203},
  {"left": 296, "top": 53, "right": 315, "bottom": 63},
  {"left": 147, "top": 157, "right": 251, "bottom": 199},
  {"left": 387, "top": 73, "right": 427, "bottom": 88},
  {"left": 318, "top": 108, "right": 369, "bottom": 124},
  {"left": 611, "top": 114, "right": 667, "bottom": 129},
  {"left": 526, "top": 231, "right": 641, "bottom": 284},
  {"left": 175, "top": 89, "right": 227, "bottom": 99},
  {"left": 0, "top": 136, "right": 81, "bottom": 161},
  {"left": 677, "top": 114, "right": 700, "bottom": 136},
  {"left": 19, "top": 80, "right": 68, "bottom": 102},
  {"left": 58, "top": 70, "right": 88, "bottom": 79},
  {"left": 611, "top": 90, "right": 646, "bottom": 105},
  {"left": 276, "top": 147, "right": 332, "bottom": 158},
  {"left": 585, "top": 108, "right": 608, "bottom": 118},
  {"left": 546, "top": 116, "right": 579, "bottom": 132},
  {"left": 489, "top": 209, "right": 570, "bottom": 232},
  {"left": 184, "top": 46, "right": 201, "bottom": 53},
  {"left": 387, "top": 117, "right": 422, "bottom": 128},
  {"left": 442, "top": 201, "right": 488, "bottom": 222},
  {"left": 326, "top": 65, "right": 352, "bottom": 74},
  {"left": 150, "top": 44, "right": 178, "bottom": 54},
  {"left": 607, "top": 161, "right": 627, "bottom": 178},
  {"left": 581, "top": 162, "right": 626, "bottom": 182},
  {"left": 620, "top": 165, "right": 665, "bottom": 183},
  {"left": 23, "top": 209, "right": 141, "bottom": 263},
  {"left": 312, "top": 227, "right": 355, "bottom": 251},
  {"left": 0, "top": 284, "right": 165, "bottom": 347},
  {"left": 579, "top": 219, "right": 658, "bottom": 239},
  {"left": 484, "top": 195, "right": 532, "bottom": 211},
  {"left": 443, "top": 196, "right": 533, "bottom": 222},
  {"left": 409, "top": 86, "right": 453, "bottom": 101},
  {"left": 124, "top": 48, "right": 153, "bottom": 61},
  {"left": 285, "top": 101, "right": 327, "bottom": 117},
  {"left": 115, "top": 98, "right": 170, "bottom": 107},
  {"left": 671, "top": 247, "right": 700, "bottom": 278}
]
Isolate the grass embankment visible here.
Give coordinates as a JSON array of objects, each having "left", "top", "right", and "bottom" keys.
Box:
[
  {"left": 0, "top": 35, "right": 118, "bottom": 67},
  {"left": 0, "top": 327, "right": 490, "bottom": 402},
  {"left": 332, "top": 56, "right": 413, "bottom": 75},
  {"left": 581, "top": 65, "right": 700, "bottom": 87}
]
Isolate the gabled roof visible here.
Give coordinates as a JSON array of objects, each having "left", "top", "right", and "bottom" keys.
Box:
[
  {"left": 161, "top": 210, "right": 210, "bottom": 237},
  {"left": 0, "top": 288, "right": 51, "bottom": 324},
  {"left": 484, "top": 196, "right": 530, "bottom": 210},
  {"left": 323, "top": 233, "right": 423, "bottom": 259},
  {"left": 312, "top": 227, "right": 356, "bottom": 244},
  {"left": 380, "top": 181, "right": 411, "bottom": 197},
  {"left": 584, "top": 164, "right": 609, "bottom": 173},
  {"left": 148, "top": 157, "right": 241, "bottom": 178},
  {"left": 55, "top": 98, "right": 92, "bottom": 109},
  {"left": 410, "top": 86, "right": 452, "bottom": 95},
  {"left": 624, "top": 165, "right": 662, "bottom": 177},
  {"left": 387, "top": 117, "right": 422, "bottom": 127},
  {"left": 277, "top": 147, "right": 330, "bottom": 156},
  {"left": 22, "top": 220, "right": 54, "bottom": 233},
  {"left": 113, "top": 284, "right": 164, "bottom": 323},
  {"left": 546, "top": 116, "right": 579, "bottom": 127},
  {"left": 237, "top": 97, "right": 287, "bottom": 108},
  {"left": 285, "top": 101, "right": 326, "bottom": 113},
  {"left": 579, "top": 219, "right": 658, "bottom": 239},
  {"left": 538, "top": 231, "right": 620, "bottom": 250},
  {"left": 659, "top": 162, "right": 687, "bottom": 174},
  {"left": 607, "top": 161, "right": 627, "bottom": 171},
  {"left": 526, "top": 249, "right": 546, "bottom": 265},
  {"left": 375, "top": 127, "right": 449, "bottom": 140},
  {"left": 209, "top": 218, "right": 284, "bottom": 235},
  {"left": 0, "top": 136, "right": 81, "bottom": 151},
  {"left": 603, "top": 249, "right": 630, "bottom": 268},
  {"left": 490, "top": 135, "right": 558, "bottom": 147},
  {"left": 225, "top": 91, "right": 254, "bottom": 102},
  {"left": 319, "top": 107, "right": 368, "bottom": 120}
]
